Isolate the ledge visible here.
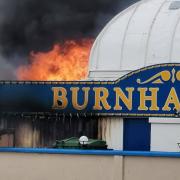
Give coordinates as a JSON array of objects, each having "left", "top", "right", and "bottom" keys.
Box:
[{"left": 0, "top": 148, "right": 180, "bottom": 157}]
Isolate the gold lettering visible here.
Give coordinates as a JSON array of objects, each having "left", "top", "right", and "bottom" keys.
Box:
[
  {"left": 52, "top": 87, "right": 68, "bottom": 109},
  {"left": 70, "top": 87, "right": 90, "bottom": 110},
  {"left": 138, "top": 88, "right": 159, "bottom": 111},
  {"left": 162, "top": 87, "right": 180, "bottom": 111},
  {"left": 93, "top": 87, "right": 111, "bottom": 110},
  {"left": 113, "top": 87, "right": 134, "bottom": 110}
]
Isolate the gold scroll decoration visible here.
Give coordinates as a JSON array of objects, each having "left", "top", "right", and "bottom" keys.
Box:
[{"left": 136, "top": 69, "right": 180, "bottom": 84}]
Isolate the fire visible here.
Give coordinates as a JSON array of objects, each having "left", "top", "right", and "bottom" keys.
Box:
[{"left": 17, "top": 39, "right": 93, "bottom": 81}]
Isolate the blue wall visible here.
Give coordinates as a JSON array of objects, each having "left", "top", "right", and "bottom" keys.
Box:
[{"left": 123, "top": 118, "right": 151, "bottom": 151}]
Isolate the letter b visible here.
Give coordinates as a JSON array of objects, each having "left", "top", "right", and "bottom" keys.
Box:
[{"left": 52, "top": 87, "right": 68, "bottom": 109}]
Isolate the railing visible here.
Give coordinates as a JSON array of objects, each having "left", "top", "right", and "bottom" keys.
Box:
[{"left": 0, "top": 147, "right": 180, "bottom": 158}]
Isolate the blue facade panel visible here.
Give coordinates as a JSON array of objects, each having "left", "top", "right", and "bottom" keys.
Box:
[
  {"left": 123, "top": 118, "right": 151, "bottom": 151},
  {"left": 0, "top": 64, "right": 179, "bottom": 118}
]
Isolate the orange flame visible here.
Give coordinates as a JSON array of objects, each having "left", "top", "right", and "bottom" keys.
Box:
[{"left": 17, "top": 39, "right": 93, "bottom": 81}]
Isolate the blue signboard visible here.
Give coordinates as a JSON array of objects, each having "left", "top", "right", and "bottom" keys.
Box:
[{"left": 0, "top": 63, "right": 180, "bottom": 117}]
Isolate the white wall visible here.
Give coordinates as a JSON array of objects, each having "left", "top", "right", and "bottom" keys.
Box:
[
  {"left": 150, "top": 117, "right": 180, "bottom": 152},
  {"left": 0, "top": 153, "right": 123, "bottom": 180},
  {"left": 1, "top": 152, "right": 180, "bottom": 180},
  {"left": 98, "top": 117, "right": 123, "bottom": 150}
]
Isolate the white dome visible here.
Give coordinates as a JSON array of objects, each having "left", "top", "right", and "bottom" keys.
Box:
[{"left": 88, "top": 0, "right": 180, "bottom": 80}]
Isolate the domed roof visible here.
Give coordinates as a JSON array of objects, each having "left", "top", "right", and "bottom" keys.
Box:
[{"left": 88, "top": 0, "right": 180, "bottom": 80}]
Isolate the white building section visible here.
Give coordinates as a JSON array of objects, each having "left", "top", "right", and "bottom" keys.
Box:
[
  {"left": 88, "top": 0, "right": 180, "bottom": 81},
  {"left": 88, "top": 0, "right": 180, "bottom": 151},
  {"left": 150, "top": 118, "right": 180, "bottom": 152},
  {"left": 98, "top": 117, "right": 123, "bottom": 150}
]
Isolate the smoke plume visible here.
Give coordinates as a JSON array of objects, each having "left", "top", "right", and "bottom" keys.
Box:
[{"left": 0, "top": 0, "right": 139, "bottom": 79}]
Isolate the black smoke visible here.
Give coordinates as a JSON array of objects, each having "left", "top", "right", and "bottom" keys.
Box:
[{"left": 0, "top": 0, "right": 139, "bottom": 79}]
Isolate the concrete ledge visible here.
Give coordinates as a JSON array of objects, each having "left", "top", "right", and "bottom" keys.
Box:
[{"left": 0, "top": 148, "right": 180, "bottom": 157}]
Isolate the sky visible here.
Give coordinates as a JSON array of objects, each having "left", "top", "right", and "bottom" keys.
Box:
[{"left": 0, "top": 0, "right": 140, "bottom": 80}]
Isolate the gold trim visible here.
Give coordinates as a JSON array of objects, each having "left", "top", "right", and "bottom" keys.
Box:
[
  {"left": 136, "top": 67, "right": 180, "bottom": 85},
  {"left": 0, "top": 63, "right": 179, "bottom": 118},
  {"left": 0, "top": 112, "right": 177, "bottom": 118},
  {"left": 136, "top": 70, "right": 171, "bottom": 84},
  {"left": 0, "top": 63, "right": 180, "bottom": 85},
  {"left": 116, "top": 63, "right": 180, "bottom": 84}
]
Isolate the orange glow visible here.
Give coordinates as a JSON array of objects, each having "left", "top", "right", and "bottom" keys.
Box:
[{"left": 17, "top": 39, "right": 93, "bottom": 81}]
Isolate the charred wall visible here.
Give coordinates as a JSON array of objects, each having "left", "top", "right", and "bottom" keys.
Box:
[{"left": 0, "top": 114, "right": 98, "bottom": 148}]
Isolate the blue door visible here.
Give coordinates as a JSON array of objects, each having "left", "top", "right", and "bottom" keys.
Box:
[{"left": 123, "top": 118, "right": 151, "bottom": 151}]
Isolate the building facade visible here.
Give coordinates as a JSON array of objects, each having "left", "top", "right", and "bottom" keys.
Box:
[{"left": 88, "top": 0, "right": 180, "bottom": 152}]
